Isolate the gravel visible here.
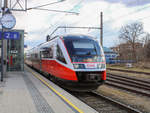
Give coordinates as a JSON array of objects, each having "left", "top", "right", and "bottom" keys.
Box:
[{"left": 97, "top": 85, "right": 150, "bottom": 113}]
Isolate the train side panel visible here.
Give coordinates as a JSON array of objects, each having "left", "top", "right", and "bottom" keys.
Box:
[
  {"left": 40, "top": 38, "right": 77, "bottom": 81},
  {"left": 41, "top": 59, "right": 77, "bottom": 81}
]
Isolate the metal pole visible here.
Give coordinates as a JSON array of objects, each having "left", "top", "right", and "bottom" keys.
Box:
[
  {"left": 25, "top": 0, "right": 27, "bottom": 11},
  {"left": 100, "top": 12, "right": 103, "bottom": 47},
  {"left": 4, "top": 0, "right": 8, "bottom": 8},
  {"left": 1, "top": 0, "right": 8, "bottom": 81},
  {"left": 0, "top": 0, "right": 2, "bottom": 8},
  {"left": 10, "top": 0, "right": 11, "bottom": 9},
  {"left": 1, "top": 27, "right": 4, "bottom": 81}
]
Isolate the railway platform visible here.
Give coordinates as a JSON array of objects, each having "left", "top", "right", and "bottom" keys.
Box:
[{"left": 0, "top": 66, "right": 98, "bottom": 113}]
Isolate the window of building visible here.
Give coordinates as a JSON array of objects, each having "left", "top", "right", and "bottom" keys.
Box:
[{"left": 56, "top": 45, "right": 67, "bottom": 64}]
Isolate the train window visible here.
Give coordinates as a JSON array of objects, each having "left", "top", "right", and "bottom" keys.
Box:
[
  {"left": 31, "top": 54, "right": 34, "bottom": 59},
  {"left": 49, "top": 47, "right": 53, "bottom": 58},
  {"left": 56, "top": 45, "right": 67, "bottom": 64},
  {"left": 64, "top": 40, "right": 99, "bottom": 56},
  {"left": 41, "top": 46, "right": 53, "bottom": 58},
  {"left": 35, "top": 53, "right": 38, "bottom": 58},
  {"left": 73, "top": 41, "right": 94, "bottom": 49}
]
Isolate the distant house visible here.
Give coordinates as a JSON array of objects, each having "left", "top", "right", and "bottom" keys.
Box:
[
  {"left": 103, "top": 47, "right": 118, "bottom": 64},
  {"left": 111, "top": 42, "right": 143, "bottom": 61}
]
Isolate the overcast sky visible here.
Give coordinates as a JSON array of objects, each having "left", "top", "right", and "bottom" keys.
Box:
[{"left": 1, "top": 0, "right": 150, "bottom": 50}]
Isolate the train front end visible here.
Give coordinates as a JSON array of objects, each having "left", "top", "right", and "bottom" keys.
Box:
[{"left": 63, "top": 35, "right": 106, "bottom": 91}]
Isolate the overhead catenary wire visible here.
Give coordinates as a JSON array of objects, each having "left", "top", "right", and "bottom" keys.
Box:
[
  {"left": 69, "top": 0, "right": 84, "bottom": 12},
  {"left": 31, "top": 8, "right": 79, "bottom": 15},
  {"left": 26, "top": 0, "right": 82, "bottom": 37},
  {"left": 103, "top": 14, "right": 150, "bottom": 37},
  {"left": 103, "top": 3, "right": 150, "bottom": 36},
  {"left": 103, "top": 4, "right": 150, "bottom": 35},
  {"left": 27, "top": 1, "right": 150, "bottom": 46},
  {"left": 27, "top": 0, "right": 83, "bottom": 47},
  {"left": 47, "top": 0, "right": 84, "bottom": 26},
  {"left": 104, "top": 4, "right": 150, "bottom": 24},
  {"left": 41, "top": 0, "right": 84, "bottom": 35},
  {"left": 27, "top": 0, "right": 81, "bottom": 14},
  {"left": 27, "top": 0, "right": 65, "bottom": 10},
  {"left": 49, "top": 26, "right": 101, "bottom": 38}
]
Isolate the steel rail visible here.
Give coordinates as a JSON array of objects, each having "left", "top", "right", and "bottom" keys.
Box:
[
  {"left": 107, "top": 74, "right": 150, "bottom": 89},
  {"left": 92, "top": 91, "right": 143, "bottom": 113},
  {"left": 107, "top": 78, "right": 150, "bottom": 91},
  {"left": 105, "top": 82, "right": 150, "bottom": 97},
  {"left": 71, "top": 91, "right": 143, "bottom": 113},
  {"left": 107, "top": 68, "right": 150, "bottom": 75},
  {"left": 107, "top": 73, "right": 150, "bottom": 84}
]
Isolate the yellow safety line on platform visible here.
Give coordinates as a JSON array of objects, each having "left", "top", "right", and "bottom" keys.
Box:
[{"left": 27, "top": 67, "right": 84, "bottom": 113}]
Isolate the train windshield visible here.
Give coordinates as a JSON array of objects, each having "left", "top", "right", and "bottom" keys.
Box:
[{"left": 64, "top": 39, "right": 104, "bottom": 62}]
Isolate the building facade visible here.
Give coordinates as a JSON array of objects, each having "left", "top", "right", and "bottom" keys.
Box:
[{"left": 103, "top": 47, "right": 118, "bottom": 64}]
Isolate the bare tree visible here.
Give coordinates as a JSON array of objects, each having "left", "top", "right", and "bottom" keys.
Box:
[
  {"left": 141, "top": 33, "right": 150, "bottom": 61},
  {"left": 143, "top": 33, "right": 150, "bottom": 45},
  {"left": 145, "top": 39, "right": 150, "bottom": 60},
  {"left": 119, "top": 22, "right": 144, "bottom": 61}
]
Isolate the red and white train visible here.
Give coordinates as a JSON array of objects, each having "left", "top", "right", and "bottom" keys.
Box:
[{"left": 25, "top": 34, "right": 106, "bottom": 91}]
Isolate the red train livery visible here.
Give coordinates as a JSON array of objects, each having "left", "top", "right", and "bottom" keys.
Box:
[{"left": 25, "top": 34, "right": 106, "bottom": 91}]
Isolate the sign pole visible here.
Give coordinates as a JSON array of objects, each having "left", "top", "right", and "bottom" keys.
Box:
[
  {"left": 1, "top": 9, "right": 4, "bottom": 82},
  {"left": 1, "top": 26, "right": 4, "bottom": 81},
  {"left": 1, "top": 0, "right": 8, "bottom": 82}
]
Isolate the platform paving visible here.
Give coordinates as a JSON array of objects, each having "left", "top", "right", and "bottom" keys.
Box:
[{"left": 0, "top": 67, "right": 98, "bottom": 113}]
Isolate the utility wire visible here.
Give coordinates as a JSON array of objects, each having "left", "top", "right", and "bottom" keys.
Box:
[
  {"left": 103, "top": 5, "right": 150, "bottom": 36},
  {"left": 31, "top": 8, "right": 79, "bottom": 15},
  {"left": 103, "top": 15, "right": 150, "bottom": 37},
  {"left": 104, "top": 4, "right": 150, "bottom": 24},
  {"left": 43, "top": 1, "right": 150, "bottom": 38},
  {"left": 49, "top": 26, "right": 100, "bottom": 37},
  {"left": 27, "top": 0, "right": 83, "bottom": 41},
  {"left": 69, "top": 0, "right": 84, "bottom": 12},
  {"left": 27, "top": 0, "right": 65, "bottom": 10},
  {"left": 43, "top": 0, "right": 84, "bottom": 36},
  {"left": 26, "top": 0, "right": 79, "bottom": 36}
]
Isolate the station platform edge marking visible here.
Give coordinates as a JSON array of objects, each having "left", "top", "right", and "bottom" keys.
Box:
[{"left": 26, "top": 67, "right": 84, "bottom": 113}]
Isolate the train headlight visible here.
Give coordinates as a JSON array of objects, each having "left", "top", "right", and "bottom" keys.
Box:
[
  {"left": 73, "top": 64, "right": 79, "bottom": 69},
  {"left": 73, "top": 64, "right": 85, "bottom": 69}
]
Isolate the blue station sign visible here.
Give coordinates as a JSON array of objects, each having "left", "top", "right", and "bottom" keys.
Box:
[
  {"left": 0, "top": 31, "right": 20, "bottom": 40},
  {"left": 24, "top": 45, "right": 27, "bottom": 48}
]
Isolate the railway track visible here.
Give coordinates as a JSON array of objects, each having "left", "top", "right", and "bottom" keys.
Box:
[
  {"left": 107, "top": 68, "right": 150, "bottom": 75},
  {"left": 106, "top": 73, "right": 150, "bottom": 97},
  {"left": 71, "top": 91, "right": 142, "bottom": 113}
]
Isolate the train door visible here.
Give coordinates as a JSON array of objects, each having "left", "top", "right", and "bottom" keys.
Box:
[{"left": 39, "top": 51, "right": 42, "bottom": 71}]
